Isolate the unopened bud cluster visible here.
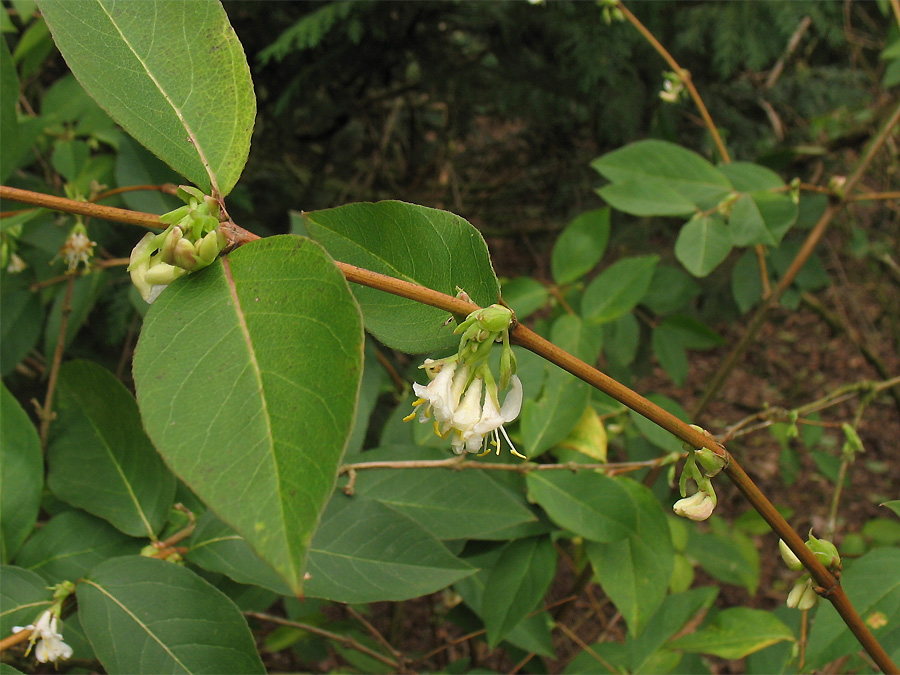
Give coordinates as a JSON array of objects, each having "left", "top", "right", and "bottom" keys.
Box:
[
  {"left": 672, "top": 425, "right": 728, "bottom": 521},
  {"left": 128, "top": 186, "right": 226, "bottom": 303},
  {"left": 779, "top": 533, "right": 841, "bottom": 611},
  {"left": 406, "top": 301, "right": 525, "bottom": 458}
]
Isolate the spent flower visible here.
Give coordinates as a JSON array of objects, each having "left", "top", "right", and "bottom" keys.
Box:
[{"left": 59, "top": 223, "right": 96, "bottom": 272}]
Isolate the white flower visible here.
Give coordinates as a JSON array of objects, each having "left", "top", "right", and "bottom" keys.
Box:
[
  {"left": 450, "top": 376, "right": 484, "bottom": 455},
  {"left": 60, "top": 230, "right": 95, "bottom": 272},
  {"left": 6, "top": 253, "right": 27, "bottom": 273},
  {"left": 673, "top": 491, "right": 715, "bottom": 521},
  {"left": 13, "top": 610, "right": 73, "bottom": 664},
  {"left": 408, "top": 360, "right": 469, "bottom": 429},
  {"left": 471, "top": 375, "right": 525, "bottom": 458}
]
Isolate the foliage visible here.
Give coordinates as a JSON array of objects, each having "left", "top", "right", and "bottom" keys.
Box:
[{"left": 1, "top": 0, "right": 898, "bottom": 673}]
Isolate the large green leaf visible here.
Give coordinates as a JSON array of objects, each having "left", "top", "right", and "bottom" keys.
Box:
[
  {"left": 47, "top": 360, "right": 176, "bottom": 538},
  {"left": 14, "top": 510, "right": 142, "bottom": 583},
  {"left": 455, "top": 544, "right": 556, "bottom": 658},
  {"left": 350, "top": 445, "right": 537, "bottom": 540},
  {"left": 586, "top": 478, "right": 675, "bottom": 637},
  {"left": 582, "top": 255, "right": 659, "bottom": 324},
  {"left": 0, "top": 385, "right": 42, "bottom": 563},
  {"left": 729, "top": 192, "right": 797, "bottom": 247},
  {"left": 593, "top": 140, "right": 733, "bottom": 213},
  {"left": 669, "top": 607, "right": 794, "bottom": 659},
  {"left": 675, "top": 213, "right": 732, "bottom": 278},
  {"left": 38, "top": 0, "right": 255, "bottom": 196},
  {"left": 0, "top": 566, "right": 53, "bottom": 637},
  {"left": 78, "top": 556, "right": 265, "bottom": 673},
  {"left": 482, "top": 536, "right": 557, "bottom": 648},
  {"left": 133, "top": 235, "right": 364, "bottom": 594},
  {"left": 551, "top": 208, "right": 611, "bottom": 285},
  {"left": 303, "top": 201, "right": 499, "bottom": 353},
  {"left": 526, "top": 472, "right": 637, "bottom": 542},
  {"left": 806, "top": 547, "right": 900, "bottom": 669},
  {"left": 303, "top": 493, "right": 475, "bottom": 603},
  {"left": 186, "top": 511, "right": 293, "bottom": 595}
]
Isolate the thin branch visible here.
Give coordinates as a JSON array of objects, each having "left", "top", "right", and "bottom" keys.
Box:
[
  {"left": 38, "top": 275, "right": 75, "bottom": 450},
  {"left": 245, "top": 611, "right": 400, "bottom": 670},
  {"left": 339, "top": 455, "right": 674, "bottom": 477},
  {"left": 0, "top": 185, "right": 162, "bottom": 230},
  {"left": 616, "top": 1, "right": 730, "bottom": 163}
]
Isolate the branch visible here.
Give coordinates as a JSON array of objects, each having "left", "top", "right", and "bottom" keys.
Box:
[{"left": 0, "top": 185, "right": 162, "bottom": 229}]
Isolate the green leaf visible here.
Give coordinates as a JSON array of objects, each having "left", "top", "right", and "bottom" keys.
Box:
[
  {"left": 551, "top": 208, "right": 611, "bottom": 285},
  {"left": 603, "top": 312, "right": 639, "bottom": 366},
  {"left": 806, "top": 547, "right": 900, "bottom": 669},
  {"left": 133, "top": 235, "right": 364, "bottom": 594},
  {"left": 38, "top": 0, "right": 255, "bottom": 196},
  {"left": 455, "top": 544, "right": 556, "bottom": 658},
  {"left": 0, "top": 566, "right": 53, "bottom": 636},
  {"left": 520, "top": 372, "right": 590, "bottom": 458},
  {"left": 593, "top": 140, "right": 733, "bottom": 212},
  {"left": 0, "top": 385, "right": 42, "bottom": 563},
  {"left": 586, "top": 477, "right": 675, "bottom": 637},
  {"left": 597, "top": 180, "right": 697, "bottom": 217},
  {"left": 731, "top": 249, "right": 764, "bottom": 314},
  {"left": 717, "top": 162, "right": 785, "bottom": 192},
  {"left": 501, "top": 277, "right": 548, "bottom": 320},
  {"left": 729, "top": 192, "right": 797, "bottom": 247},
  {"left": 78, "top": 556, "right": 265, "bottom": 673},
  {"left": 186, "top": 511, "right": 293, "bottom": 595},
  {"left": 482, "top": 536, "right": 557, "bottom": 648},
  {"left": 582, "top": 255, "right": 659, "bottom": 324},
  {"left": 115, "top": 136, "right": 183, "bottom": 215},
  {"left": 627, "top": 586, "right": 718, "bottom": 671},
  {"left": 526, "top": 472, "right": 637, "bottom": 542},
  {"left": 686, "top": 523, "right": 760, "bottom": 594},
  {"left": 14, "top": 509, "right": 143, "bottom": 583},
  {"left": 0, "top": 276, "right": 42, "bottom": 376},
  {"left": 350, "top": 445, "right": 537, "bottom": 540},
  {"left": 304, "top": 201, "right": 499, "bottom": 353},
  {"left": 882, "top": 501, "right": 900, "bottom": 520},
  {"left": 303, "top": 494, "right": 475, "bottom": 603},
  {"left": 675, "top": 213, "right": 732, "bottom": 278},
  {"left": 628, "top": 394, "right": 690, "bottom": 453},
  {"left": 670, "top": 607, "right": 794, "bottom": 659},
  {"left": 47, "top": 360, "right": 176, "bottom": 538},
  {"left": 652, "top": 316, "right": 725, "bottom": 386},
  {"left": 642, "top": 265, "right": 701, "bottom": 315},
  {"left": 42, "top": 270, "right": 106, "bottom": 359}
]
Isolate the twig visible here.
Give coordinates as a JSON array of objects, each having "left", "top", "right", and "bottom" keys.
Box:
[
  {"left": 0, "top": 185, "right": 163, "bottom": 230},
  {"left": 245, "top": 611, "right": 400, "bottom": 670},
  {"left": 344, "top": 605, "right": 406, "bottom": 668},
  {"left": 693, "top": 98, "right": 900, "bottom": 419},
  {"left": 37, "top": 274, "right": 75, "bottom": 450},
  {"left": 339, "top": 455, "right": 674, "bottom": 476}
]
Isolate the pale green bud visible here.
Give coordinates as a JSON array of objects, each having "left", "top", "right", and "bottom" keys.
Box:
[
  {"left": 673, "top": 490, "right": 716, "bottom": 521},
  {"left": 159, "top": 225, "right": 184, "bottom": 265},
  {"left": 145, "top": 260, "right": 186, "bottom": 286},
  {"left": 173, "top": 237, "right": 198, "bottom": 270},
  {"left": 158, "top": 205, "right": 191, "bottom": 225},
  {"left": 786, "top": 577, "right": 818, "bottom": 610},
  {"left": 475, "top": 304, "right": 514, "bottom": 333},
  {"left": 807, "top": 533, "right": 841, "bottom": 570},
  {"left": 779, "top": 539, "right": 804, "bottom": 571},
  {"left": 195, "top": 229, "right": 225, "bottom": 267},
  {"left": 177, "top": 185, "right": 206, "bottom": 204},
  {"left": 695, "top": 446, "right": 728, "bottom": 477}
]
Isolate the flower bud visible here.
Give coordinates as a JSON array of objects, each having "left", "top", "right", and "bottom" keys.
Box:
[
  {"left": 673, "top": 491, "right": 715, "bottom": 521},
  {"left": 779, "top": 539, "right": 804, "bottom": 571},
  {"left": 475, "top": 304, "right": 514, "bottom": 333},
  {"left": 695, "top": 446, "right": 728, "bottom": 477},
  {"left": 145, "top": 260, "right": 186, "bottom": 286},
  {"left": 195, "top": 229, "right": 225, "bottom": 267},
  {"left": 173, "top": 237, "right": 198, "bottom": 270},
  {"left": 160, "top": 225, "right": 184, "bottom": 265},
  {"left": 158, "top": 204, "right": 190, "bottom": 225},
  {"left": 786, "top": 577, "right": 818, "bottom": 610},
  {"left": 807, "top": 533, "right": 841, "bottom": 570}
]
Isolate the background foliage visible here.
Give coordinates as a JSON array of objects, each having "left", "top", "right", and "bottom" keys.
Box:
[{"left": 1, "top": 0, "right": 898, "bottom": 673}]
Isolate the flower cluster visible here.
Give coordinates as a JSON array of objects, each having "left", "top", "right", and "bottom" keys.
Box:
[
  {"left": 406, "top": 303, "right": 525, "bottom": 459},
  {"left": 779, "top": 533, "right": 841, "bottom": 611},
  {"left": 128, "top": 185, "right": 226, "bottom": 303},
  {"left": 59, "top": 222, "right": 96, "bottom": 272},
  {"left": 13, "top": 609, "right": 73, "bottom": 664},
  {"left": 673, "top": 426, "right": 728, "bottom": 521}
]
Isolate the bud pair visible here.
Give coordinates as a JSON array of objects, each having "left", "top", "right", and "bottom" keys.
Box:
[{"left": 786, "top": 576, "right": 818, "bottom": 610}]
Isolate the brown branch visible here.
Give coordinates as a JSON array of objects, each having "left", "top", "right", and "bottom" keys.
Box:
[
  {"left": 38, "top": 275, "right": 75, "bottom": 450},
  {"left": 0, "top": 185, "right": 162, "bottom": 230},
  {"left": 693, "top": 97, "right": 900, "bottom": 419}
]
